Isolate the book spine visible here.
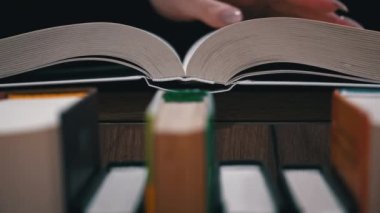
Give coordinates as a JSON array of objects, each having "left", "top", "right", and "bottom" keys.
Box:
[
  {"left": 205, "top": 94, "right": 219, "bottom": 213},
  {"left": 154, "top": 130, "right": 207, "bottom": 213},
  {"left": 145, "top": 90, "right": 217, "bottom": 213},
  {"left": 331, "top": 91, "right": 370, "bottom": 212},
  {"left": 59, "top": 90, "right": 100, "bottom": 212},
  {"left": 144, "top": 113, "right": 156, "bottom": 213}
]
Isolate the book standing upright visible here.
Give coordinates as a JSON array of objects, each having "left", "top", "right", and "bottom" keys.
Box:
[
  {"left": 144, "top": 90, "right": 218, "bottom": 213},
  {"left": 0, "top": 88, "right": 98, "bottom": 213},
  {"left": 331, "top": 89, "right": 380, "bottom": 213}
]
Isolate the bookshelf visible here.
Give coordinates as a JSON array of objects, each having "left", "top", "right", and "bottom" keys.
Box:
[
  {"left": 0, "top": 81, "right": 333, "bottom": 191},
  {"left": 96, "top": 81, "right": 333, "bottom": 122},
  {"left": 95, "top": 82, "right": 332, "bottom": 191},
  {"left": 0, "top": 79, "right": 339, "bottom": 212}
]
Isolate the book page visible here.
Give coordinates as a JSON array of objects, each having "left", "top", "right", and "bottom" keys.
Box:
[
  {"left": 183, "top": 31, "right": 215, "bottom": 73},
  {"left": 186, "top": 17, "right": 380, "bottom": 84},
  {"left": 343, "top": 92, "right": 380, "bottom": 126},
  {"left": 0, "top": 22, "right": 184, "bottom": 80},
  {"left": 85, "top": 167, "right": 147, "bottom": 213},
  {"left": 0, "top": 97, "right": 79, "bottom": 135},
  {"left": 220, "top": 165, "right": 275, "bottom": 212},
  {"left": 284, "top": 169, "right": 344, "bottom": 212},
  {"left": 1, "top": 18, "right": 379, "bottom": 88}
]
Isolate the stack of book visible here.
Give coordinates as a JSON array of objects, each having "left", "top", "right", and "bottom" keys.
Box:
[
  {"left": 275, "top": 88, "right": 380, "bottom": 213},
  {"left": 277, "top": 88, "right": 380, "bottom": 213},
  {"left": 0, "top": 88, "right": 150, "bottom": 213},
  {"left": 1, "top": 88, "right": 378, "bottom": 213},
  {"left": 0, "top": 89, "right": 283, "bottom": 213}
]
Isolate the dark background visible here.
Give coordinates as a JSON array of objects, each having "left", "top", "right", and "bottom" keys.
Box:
[{"left": 0, "top": 0, "right": 378, "bottom": 58}]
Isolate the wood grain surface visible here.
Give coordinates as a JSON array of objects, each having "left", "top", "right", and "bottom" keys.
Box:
[
  {"left": 273, "top": 123, "right": 330, "bottom": 166},
  {"left": 99, "top": 122, "right": 330, "bottom": 182},
  {"left": 99, "top": 123, "right": 275, "bottom": 162}
]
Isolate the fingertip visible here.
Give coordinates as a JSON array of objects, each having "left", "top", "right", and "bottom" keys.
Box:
[
  {"left": 219, "top": 9, "right": 243, "bottom": 26},
  {"left": 195, "top": 0, "right": 243, "bottom": 28},
  {"left": 337, "top": 16, "right": 364, "bottom": 28}
]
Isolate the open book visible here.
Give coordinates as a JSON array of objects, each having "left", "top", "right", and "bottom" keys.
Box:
[{"left": 0, "top": 17, "right": 379, "bottom": 91}]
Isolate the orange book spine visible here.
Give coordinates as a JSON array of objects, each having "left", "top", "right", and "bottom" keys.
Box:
[
  {"left": 7, "top": 92, "right": 87, "bottom": 99},
  {"left": 154, "top": 131, "right": 206, "bottom": 213},
  {"left": 331, "top": 91, "right": 370, "bottom": 213}
]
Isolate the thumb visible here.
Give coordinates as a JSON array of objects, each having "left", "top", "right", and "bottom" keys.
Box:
[{"left": 192, "top": 0, "right": 243, "bottom": 28}]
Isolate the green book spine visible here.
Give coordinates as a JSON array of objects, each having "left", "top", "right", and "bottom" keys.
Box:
[{"left": 205, "top": 94, "right": 219, "bottom": 213}]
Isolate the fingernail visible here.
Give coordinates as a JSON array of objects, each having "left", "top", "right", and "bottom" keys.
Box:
[
  {"left": 220, "top": 9, "right": 242, "bottom": 25},
  {"left": 339, "top": 16, "right": 364, "bottom": 28},
  {"left": 333, "top": 0, "right": 349, "bottom": 12}
]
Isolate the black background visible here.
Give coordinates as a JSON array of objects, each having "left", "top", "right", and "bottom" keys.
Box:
[{"left": 0, "top": 0, "right": 378, "bottom": 58}]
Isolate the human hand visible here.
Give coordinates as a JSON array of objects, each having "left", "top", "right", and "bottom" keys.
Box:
[
  {"left": 226, "top": 0, "right": 362, "bottom": 28},
  {"left": 150, "top": 0, "right": 361, "bottom": 28}
]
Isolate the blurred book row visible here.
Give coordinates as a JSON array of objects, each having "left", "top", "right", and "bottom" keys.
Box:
[{"left": 0, "top": 88, "right": 378, "bottom": 213}]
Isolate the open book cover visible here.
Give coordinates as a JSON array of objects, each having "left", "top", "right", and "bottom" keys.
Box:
[{"left": 0, "top": 17, "right": 379, "bottom": 91}]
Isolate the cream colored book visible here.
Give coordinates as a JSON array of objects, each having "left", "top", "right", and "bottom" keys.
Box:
[
  {"left": 0, "top": 89, "right": 98, "bottom": 213},
  {"left": 0, "top": 17, "right": 379, "bottom": 91}
]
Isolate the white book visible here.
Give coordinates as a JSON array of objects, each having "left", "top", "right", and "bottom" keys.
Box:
[
  {"left": 0, "top": 89, "right": 97, "bottom": 213},
  {"left": 283, "top": 168, "right": 346, "bottom": 213},
  {"left": 85, "top": 167, "right": 147, "bottom": 213},
  {"left": 220, "top": 164, "right": 277, "bottom": 212}
]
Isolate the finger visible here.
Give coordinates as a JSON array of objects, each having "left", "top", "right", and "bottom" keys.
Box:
[
  {"left": 289, "top": 0, "right": 348, "bottom": 12},
  {"left": 297, "top": 12, "right": 363, "bottom": 28},
  {"left": 330, "top": 15, "right": 364, "bottom": 28},
  {"left": 192, "top": 0, "right": 243, "bottom": 28},
  {"left": 274, "top": 0, "right": 348, "bottom": 13},
  {"left": 268, "top": 0, "right": 362, "bottom": 28}
]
